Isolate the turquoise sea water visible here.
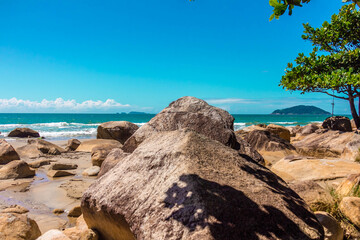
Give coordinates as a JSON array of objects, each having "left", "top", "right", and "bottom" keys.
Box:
[{"left": 0, "top": 113, "right": 351, "bottom": 140}]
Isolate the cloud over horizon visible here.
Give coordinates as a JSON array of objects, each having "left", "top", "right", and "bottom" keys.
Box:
[{"left": 0, "top": 98, "right": 131, "bottom": 113}]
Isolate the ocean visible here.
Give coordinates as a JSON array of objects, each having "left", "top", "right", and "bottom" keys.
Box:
[{"left": 0, "top": 113, "right": 350, "bottom": 141}]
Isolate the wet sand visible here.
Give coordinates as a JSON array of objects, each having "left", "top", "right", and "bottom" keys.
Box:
[{"left": 0, "top": 138, "right": 96, "bottom": 233}]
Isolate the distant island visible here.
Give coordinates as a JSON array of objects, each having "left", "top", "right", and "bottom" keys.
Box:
[{"left": 271, "top": 105, "right": 331, "bottom": 115}]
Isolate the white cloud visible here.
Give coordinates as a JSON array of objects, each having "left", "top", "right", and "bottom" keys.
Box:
[{"left": 0, "top": 98, "right": 130, "bottom": 112}]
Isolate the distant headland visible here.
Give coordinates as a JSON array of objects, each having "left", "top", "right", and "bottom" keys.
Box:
[{"left": 271, "top": 105, "right": 331, "bottom": 115}]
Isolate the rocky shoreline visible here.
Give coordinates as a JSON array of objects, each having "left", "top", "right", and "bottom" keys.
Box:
[{"left": 1, "top": 97, "right": 360, "bottom": 239}]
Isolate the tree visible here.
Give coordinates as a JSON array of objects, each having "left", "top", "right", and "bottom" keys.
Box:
[
  {"left": 280, "top": 5, "right": 360, "bottom": 127},
  {"left": 269, "top": 0, "right": 360, "bottom": 20}
]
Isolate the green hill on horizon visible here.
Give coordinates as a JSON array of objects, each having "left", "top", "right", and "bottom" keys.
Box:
[{"left": 271, "top": 105, "right": 331, "bottom": 115}]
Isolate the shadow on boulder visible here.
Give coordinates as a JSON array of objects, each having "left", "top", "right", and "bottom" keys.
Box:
[{"left": 164, "top": 173, "right": 323, "bottom": 240}]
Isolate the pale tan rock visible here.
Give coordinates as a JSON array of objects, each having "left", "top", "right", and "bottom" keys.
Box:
[
  {"left": 82, "top": 129, "right": 324, "bottom": 240},
  {"left": 59, "top": 179, "right": 92, "bottom": 200},
  {"left": 91, "top": 146, "right": 115, "bottom": 167},
  {"left": 36, "top": 229, "right": 70, "bottom": 240},
  {"left": 288, "top": 181, "right": 333, "bottom": 206},
  {"left": 271, "top": 157, "right": 360, "bottom": 183},
  {"left": 0, "top": 139, "right": 20, "bottom": 164},
  {"left": 50, "top": 163, "right": 77, "bottom": 170},
  {"left": 0, "top": 205, "right": 29, "bottom": 214},
  {"left": 301, "top": 123, "right": 320, "bottom": 135},
  {"left": 0, "top": 160, "right": 35, "bottom": 179},
  {"left": 339, "top": 197, "right": 360, "bottom": 228},
  {"left": 76, "top": 139, "right": 122, "bottom": 152},
  {"left": 266, "top": 124, "right": 291, "bottom": 141},
  {"left": 82, "top": 166, "right": 100, "bottom": 177},
  {"left": 98, "top": 148, "right": 129, "bottom": 177},
  {"left": 63, "top": 216, "right": 99, "bottom": 240},
  {"left": 294, "top": 130, "right": 360, "bottom": 160},
  {"left": 336, "top": 174, "right": 360, "bottom": 198},
  {"left": 47, "top": 170, "right": 75, "bottom": 178},
  {"left": 0, "top": 212, "right": 41, "bottom": 240},
  {"left": 28, "top": 159, "right": 52, "bottom": 168},
  {"left": 97, "top": 121, "right": 139, "bottom": 144},
  {"left": 122, "top": 96, "right": 239, "bottom": 153},
  {"left": 314, "top": 211, "right": 343, "bottom": 240},
  {"left": 16, "top": 139, "right": 65, "bottom": 158},
  {"left": 68, "top": 206, "right": 82, "bottom": 218}
]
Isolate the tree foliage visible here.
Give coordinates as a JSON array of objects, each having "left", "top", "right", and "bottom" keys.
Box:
[
  {"left": 269, "top": 0, "right": 360, "bottom": 20},
  {"left": 280, "top": 5, "right": 360, "bottom": 126}
]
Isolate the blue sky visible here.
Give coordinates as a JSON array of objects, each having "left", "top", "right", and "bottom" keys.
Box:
[{"left": 0, "top": 0, "right": 351, "bottom": 113}]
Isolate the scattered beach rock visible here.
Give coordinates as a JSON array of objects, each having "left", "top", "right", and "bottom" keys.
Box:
[
  {"left": 8, "top": 127, "right": 40, "bottom": 138},
  {"left": 16, "top": 139, "right": 65, "bottom": 159},
  {"left": 0, "top": 212, "right": 41, "bottom": 240},
  {"left": 336, "top": 174, "right": 360, "bottom": 198},
  {"left": 1, "top": 205, "right": 29, "bottom": 214},
  {"left": 301, "top": 123, "right": 320, "bottom": 135},
  {"left": 0, "top": 139, "right": 20, "bottom": 164},
  {"left": 288, "top": 180, "right": 333, "bottom": 207},
  {"left": 65, "top": 139, "right": 81, "bottom": 151},
  {"left": 82, "top": 129, "right": 324, "bottom": 240},
  {"left": 314, "top": 211, "right": 343, "bottom": 240},
  {"left": 0, "top": 160, "right": 35, "bottom": 180},
  {"left": 271, "top": 157, "right": 360, "bottom": 183},
  {"left": 266, "top": 124, "right": 291, "bottom": 142},
  {"left": 28, "top": 159, "right": 52, "bottom": 168},
  {"left": 91, "top": 146, "right": 115, "bottom": 167},
  {"left": 97, "top": 121, "right": 139, "bottom": 144},
  {"left": 52, "top": 209, "right": 64, "bottom": 215},
  {"left": 47, "top": 170, "right": 75, "bottom": 178},
  {"left": 36, "top": 229, "right": 71, "bottom": 240},
  {"left": 63, "top": 215, "right": 99, "bottom": 240},
  {"left": 339, "top": 197, "right": 360, "bottom": 228},
  {"left": 82, "top": 166, "right": 100, "bottom": 176},
  {"left": 322, "top": 116, "right": 352, "bottom": 132},
  {"left": 122, "top": 96, "right": 239, "bottom": 153},
  {"left": 76, "top": 139, "right": 122, "bottom": 152},
  {"left": 68, "top": 206, "right": 82, "bottom": 218},
  {"left": 59, "top": 179, "right": 93, "bottom": 199},
  {"left": 293, "top": 130, "right": 360, "bottom": 160},
  {"left": 50, "top": 163, "right": 78, "bottom": 170},
  {"left": 98, "top": 148, "right": 129, "bottom": 177}
]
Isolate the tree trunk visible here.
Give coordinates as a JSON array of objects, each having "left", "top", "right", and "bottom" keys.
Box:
[{"left": 349, "top": 97, "right": 360, "bottom": 129}]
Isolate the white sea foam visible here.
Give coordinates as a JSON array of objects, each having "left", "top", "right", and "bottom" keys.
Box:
[
  {"left": 38, "top": 129, "right": 97, "bottom": 138},
  {"left": 269, "top": 121, "right": 297, "bottom": 125}
]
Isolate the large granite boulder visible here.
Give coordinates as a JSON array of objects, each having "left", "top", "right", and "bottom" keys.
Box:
[
  {"left": 322, "top": 116, "right": 352, "bottom": 132},
  {"left": 293, "top": 130, "right": 360, "bottom": 160},
  {"left": 266, "top": 124, "right": 291, "bottom": 142},
  {"left": 97, "top": 148, "right": 129, "bottom": 177},
  {"left": 0, "top": 212, "right": 41, "bottom": 240},
  {"left": 16, "top": 139, "right": 66, "bottom": 159},
  {"left": 97, "top": 121, "right": 139, "bottom": 144},
  {"left": 76, "top": 139, "right": 122, "bottom": 152},
  {"left": 339, "top": 197, "right": 360, "bottom": 228},
  {"left": 122, "top": 96, "right": 239, "bottom": 152},
  {"left": 82, "top": 129, "right": 323, "bottom": 240},
  {"left": 236, "top": 138, "right": 265, "bottom": 165},
  {"left": 0, "top": 139, "right": 20, "bottom": 164},
  {"left": 0, "top": 160, "right": 35, "bottom": 179},
  {"left": 8, "top": 127, "right": 40, "bottom": 138}
]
